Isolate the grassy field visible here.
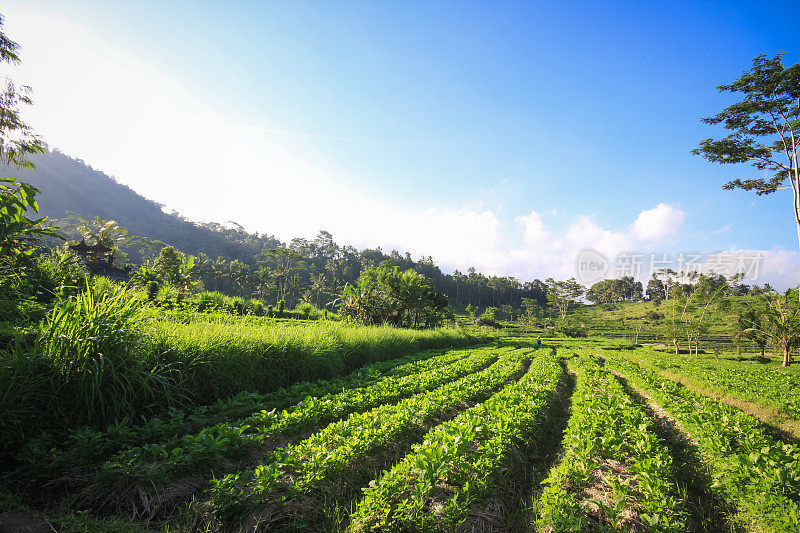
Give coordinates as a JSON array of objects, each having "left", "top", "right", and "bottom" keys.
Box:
[
  {"left": 4, "top": 331, "right": 800, "bottom": 532},
  {"left": 570, "top": 296, "right": 762, "bottom": 350},
  {"left": 0, "top": 290, "right": 484, "bottom": 460}
]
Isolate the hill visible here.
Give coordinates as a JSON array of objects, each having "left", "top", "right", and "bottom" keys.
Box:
[{"left": 3, "top": 149, "right": 282, "bottom": 262}]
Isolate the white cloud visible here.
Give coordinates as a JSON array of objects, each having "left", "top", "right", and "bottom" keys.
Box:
[
  {"left": 754, "top": 247, "right": 800, "bottom": 288},
  {"left": 712, "top": 223, "right": 734, "bottom": 235},
  {"left": 630, "top": 203, "right": 686, "bottom": 241},
  {"left": 502, "top": 206, "right": 684, "bottom": 282},
  {"left": 516, "top": 211, "right": 551, "bottom": 245}
]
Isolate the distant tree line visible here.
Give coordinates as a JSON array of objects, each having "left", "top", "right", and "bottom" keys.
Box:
[{"left": 44, "top": 215, "right": 550, "bottom": 313}]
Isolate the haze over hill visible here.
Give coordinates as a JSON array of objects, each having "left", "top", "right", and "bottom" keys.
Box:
[
  {"left": 4, "top": 147, "right": 799, "bottom": 290},
  {"left": 6, "top": 149, "right": 281, "bottom": 263}
]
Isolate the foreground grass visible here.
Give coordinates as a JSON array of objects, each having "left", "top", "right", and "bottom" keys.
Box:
[{"left": 1, "top": 290, "right": 485, "bottom": 460}]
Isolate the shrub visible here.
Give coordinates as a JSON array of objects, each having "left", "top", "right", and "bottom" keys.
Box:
[
  {"left": 195, "top": 291, "right": 227, "bottom": 312},
  {"left": 245, "top": 299, "right": 265, "bottom": 316},
  {"left": 40, "top": 285, "right": 182, "bottom": 426}
]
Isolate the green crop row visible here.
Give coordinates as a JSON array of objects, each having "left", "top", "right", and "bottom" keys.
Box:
[
  {"left": 91, "top": 346, "right": 510, "bottom": 515},
  {"left": 16, "top": 347, "right": 473, "bottom": 484},
  {"left": 631, "top": 348, "right": 800, "bottom": 420},
  {"left": 605, "top": 355, "right": 800, "bottom": 532},
  {"left": 348, "top": 350, "right": 563, "bottom": 532},
  {"left": 206, "top": 347, "right": 534, "bottom": 527},
  {"left": 536, "top": 355, "right": 686, "bottom": 532}
]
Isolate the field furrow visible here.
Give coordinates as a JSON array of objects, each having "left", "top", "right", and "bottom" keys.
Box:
[
  {"left": 16, "top": 346, "right": 477, "bottom": 485},
  {"left": 630, "top": 348, "right": 800, "bottom": 421},
  {"left": 605, "top": 355, "right": 800, "bottom": 532},
  {"left": 535, "top": 354, "right": 687, "bottom": 532},
  {"left": 85, "top": 346, "right": 508, "bottom": 513},
  {"left": 348, "top": 349, "right": 563, "bottom": 532},
  {"left": 203, "top": 347, "right": 534, "bottom": 529}
]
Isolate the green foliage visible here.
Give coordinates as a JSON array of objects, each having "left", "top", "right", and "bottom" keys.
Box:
[
  {"left": 74, "top": 216, "right": 130, "bottom": 258},
  {"left": 606, "top": 355, "right": 800, "bottom": 531},
  {"left": 693, "top": 52, "right": 800, "bottom": 254},
  {"left": 94, "top": 347, "right": 499, "bottom": 511},
  {"left": 693, "top": 52, "right": 800, "bottom": 196},
  {"left": 351, "top": 348, "right": 559, "bottom": 531},
  {"left": 546, "top": 277, "right": 585, "bottom": 319},
  {"left": 16, "top": 348, "right": 465, "bottom": 484},
  {"left": 39, "top": 284, "right": 181, "bottom": 426},
  {"left": 630, "top": 348, "right": 800, "bottom": 421},
  {"left": 586, "top": 276, "right": 643, "bottom": 303},
  {"left": 0, "top": 15, "right": 45, "bottom": 169},
  {"left": 338, "top": 263, "right": 448, "bottom": 328},
  {"left": 0, "top": 178, "right": 54, "bottom": 269},
  {"left": 555, "top": 317, "right": 587, "bottom": 338},
  {"left": 155, "top": 245, "right": 195, "bottom": 291},
  {"left": 207, "top": 346, "right": 527, "bottom": 527},
  {"left": 537, "top": 356, "right": 686, "bottom": 532},
  {"left": 749, "top": 292, "right": 800, "bottom": 366}
]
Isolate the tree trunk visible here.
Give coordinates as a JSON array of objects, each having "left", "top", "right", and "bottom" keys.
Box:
[{"left": 781, "top": 339, "right": 792, "bottom": 367}]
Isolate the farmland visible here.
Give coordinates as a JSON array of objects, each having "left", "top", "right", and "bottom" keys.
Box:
[{"left": 3, "top": 334, "right": 799, "bottom": 532}]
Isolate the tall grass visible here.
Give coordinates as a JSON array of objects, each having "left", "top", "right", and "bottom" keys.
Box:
[
  {"left": 41, "top": 285, "right": 185, "bottom": 425},
  {"left": 0, "top": 287, "right": 483, "bottom": 456},
  {"left": 150, "top": 319, "right": 481, "bottom": 401}
]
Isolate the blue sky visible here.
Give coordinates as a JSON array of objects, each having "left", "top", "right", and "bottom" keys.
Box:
[{"left": 3, "top": 0, "right": 800, "bottom": 286}]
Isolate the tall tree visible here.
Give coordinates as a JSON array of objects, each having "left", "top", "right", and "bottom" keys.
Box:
[
  {"left": 545, "top": 277, "right": 585, "bottom": 319},
  {"left": 0, "top": 14, "right": 53, "bottom": 270},
  {"left": 0, "top": 14, "right": 44, "bottom": 168},
  {"left": 693, "top": 53, "right": 800, "bottom": 253}
]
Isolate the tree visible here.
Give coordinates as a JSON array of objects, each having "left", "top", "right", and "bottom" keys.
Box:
[
  {"left": 0, "top": 15, "right": 53, "bottom": 271},
  {"left": 545, "top": 278, "right": 584, "bottom": 319},
  {"left": 336, "top": 264, "right": 448, "bottom": 328},
  {"left": 0, "top": 15, "right": 44, "bottom": 168},
  {"left": 0, "top": 178, "right": 53, "bottom": 267},
  {"left": 646, "top": 274, "right": 665, "bottom": 301},
  {"left": 693, "top": 53, "right": 800, "bottom": 255},
  {"left": 520, "top": 297, "right": 543, "bottom": 324},
  {"left": 155, "top": 245, "right": 195, "bottom": 291},
  {"left": 75, "top": 216, "right": 130, "bottom": 252},
  {"left": 735, "top": 306, "right": 768, "bottom": 357},
  {"left": 747, "top": 292, "right": 800, "bottom": 367}
]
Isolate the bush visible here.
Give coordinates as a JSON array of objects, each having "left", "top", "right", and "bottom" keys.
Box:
[
  {"left": 645, "top": 310, "right": 664, "bottom": 322},
  {"left": 476, "top": 316, "right": 503, "bottom": 328},
  {"left": 195, "top": 291, "right": 227, "bottom": 312},
  {"left": 40, "top": 285, "right": 182, "bottom": 426},
  {"left": 157, "top": 284, "right": 185, "bottom": 309},
  {"left": 245, "top": 299, "right": 265, "bottom": 316},
  {"left": 556, "top": 318, "right": 587, "bottom": 338}
]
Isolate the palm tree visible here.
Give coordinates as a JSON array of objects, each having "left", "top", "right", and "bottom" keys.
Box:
[
  {"left": 734, "top": 306, "right": 768, "bottom": 357},
  {"left": 747, "top": 293, "right": 800, "bottom": 367}
]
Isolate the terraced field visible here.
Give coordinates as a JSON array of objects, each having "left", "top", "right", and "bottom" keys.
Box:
[{"left": 8, "top": 339, "right": 800, "bottom": 532}]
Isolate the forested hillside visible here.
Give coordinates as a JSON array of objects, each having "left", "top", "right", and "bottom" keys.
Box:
[
  {"left": 4, "top": 149, "right": 282, "bottom": 262},
  {"left": 3, "top": 149, "right": 548, "bottom": 310}
]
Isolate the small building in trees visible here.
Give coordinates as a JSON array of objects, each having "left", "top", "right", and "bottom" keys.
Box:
[{"left": 69, "top": 239, "right": 131, "bottom": 282}]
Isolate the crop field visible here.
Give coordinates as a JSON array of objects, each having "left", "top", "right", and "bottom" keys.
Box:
[{"left": 4, "top": 337, "right": 800, "bottom": 532}]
